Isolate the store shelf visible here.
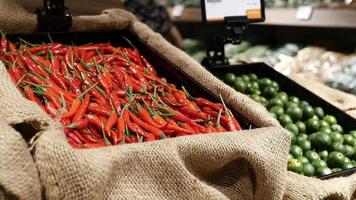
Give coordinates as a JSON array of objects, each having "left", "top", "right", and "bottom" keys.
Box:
[{"left": 169, "top": 7, "right": 356, "bottom": 29}]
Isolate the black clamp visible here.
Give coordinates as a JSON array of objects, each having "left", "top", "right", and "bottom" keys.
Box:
[
  {"left": 36, "top": 0, "right": 72, "bottom": 32},
  {"left": 202, "top": 16, "right": 249, "bottom": 68}
]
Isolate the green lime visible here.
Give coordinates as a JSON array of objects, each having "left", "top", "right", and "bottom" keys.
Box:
[
  {"left": 288, "top": 153, "right": 294, "bottom": 160},
  {"left": 323, "top": 115, "right": 337, "bottom": 125},
  {"left": 319, "top": 150, "right": 329, "bottom": 160},
  {"left": 310, "top": 115, "right": 320, "bottom": 121},
  {"left": 279, "top": 114, "right": 293, "bottom": 126},
  {"left": 296, "top": 135, "right": 306, "bottom": 144},
  {"left": 331, "top": 143, "right": 345, "bottom": 154},
  {"left": 331, "top": 168, "right": 343, "bottom": 173},
  {"left": 248, "top": 73, "right": 258, "bottom": 81},
  {"left": 245, "top": 82, "right": 254, "bottom": 94},
  {"left": 291, "top": 134, "right": 296, "bottom": 145},
  {"left": 263, "top": 87, "right": 278, "bottom": 98},
  {"left": 241, "top": 74, "right": 250, "bottom": 82},
  {"left": 349, "top": 130, "right": 356, "bottom": 138},
  {"left": 290, "top": 145, "right": 303, "bottom": 158},
  {"left": 285, "top": 124, "right": 299, "bottom": 136},
  {"left": 344, "top": 134, "right": 355, "bottom": 146},
  {"left": 288, "top": 96, "right": 300, "bottom": 104},
  {"left": 287, "top": 159, "right": 304, "bottom": 174},
  {"left": 312, "top": 159, "right": 327, "bottom": 169},
  {"left": 259, "top": 97, "right": 268, "bottom": 106},
  {"left": 303, "top": 163, "right": 315, "bottom": 176},
  {"left": 270, "top": 112, "right": 277, "bottom": 119},
  {"left": 224, "top": 73, "right": 236, "bottom": 84},
  {"left": 276, "top": 92, "right": 288, "bottom": 103},
  {"left": 312, "top": 132, "right": 332, "bottom": 150},
  {"left": 299, "top": 100, "right": 310, "bottom": 108},
  {"left": 297, "top": 133, "right": 308, "bottom": 140},
  {"left": 330, "top": 132, "right": 344, "bottom": 143},
  {"left": 295, "top": 121, "right": 306, "bottom": 133},
  {"left": 342, "top": 162, "right": 354, "bottom": 170},
  {"left": 252, "top": 89, "right": 261, "bottom": 96},
  {"left": 315, "top": 167, "right": 332, "bottom": 177},
  {"left": 331, "top": 124, "right": 343, "bottom": 134},
  {"left": 270, "top": 106, "right": 284, "bottom": 117},
  {"left": 234, "top": 80, "right": 246, "bottom": 93},
  {"left": 327, "top": 151, "right": 345, "bottom": 168},
  {"left": 319, "top": 127, "right": 332, "bottom": 135},
  {"left": 308, "top": 132, "right": 318, "bottom": 143},
  {"left": 286, "top": 106, "right": 303, "bottom": 122},
  {"left": 344, "top": 145, "right": 355, "bottom": 158},
  {"left": 298, "top": 156, "right": 310, "bottom": 165},
  {"left": 268, "top": 98, "right": 284, "bottom": 108},
  {"left": 302, "top": 105, "right": 315, "bottom": 120},
  {"left": 319, "top": 120, "right": 330, "bottom": 129},
  {"left": 305, "top": 151, "right": 320, "bottom": 162},
  {"left": 271, "top": 81, "right": 280, "bottom": 91},
  {"left": 250, "top": 94, "right": 262, "bottom": 102},
  {"left": 314, "top": 107, "right": 325, "bottom": 118},
  {"left": 259, "top": 78, "right": 272, "bottom": 90},
  {"left": 306, "top": 118, "right": 320, "bottom": 133},
  {"left": 250, "top": 81, "right": 259, "bottom": 90},
  {"left": 284, "top": 102, "right": 299, "bottom": 110},
  {"left": 298, "top": 140, "right": 312, "bottom": 152},
  {"left": 344, "top": 157, "right": 351, "bottom": 164}
]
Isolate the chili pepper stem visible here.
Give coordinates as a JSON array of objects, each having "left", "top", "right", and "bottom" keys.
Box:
[{"left": 78, "top": 82, "right": 98, "bottom": 100}]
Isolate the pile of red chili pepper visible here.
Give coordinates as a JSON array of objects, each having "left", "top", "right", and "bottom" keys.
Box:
[{"left": 0, "top": 35, "right": 242, "bottom": 148}]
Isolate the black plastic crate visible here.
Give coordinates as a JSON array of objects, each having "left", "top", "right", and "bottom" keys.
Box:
[{"left": 208, "top": 63, "right": 356, "bottom": 179}]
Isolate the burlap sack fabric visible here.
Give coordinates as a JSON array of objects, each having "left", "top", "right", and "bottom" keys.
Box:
[{"left": 0, "top": 1, "right": 355, "bottom": 199}]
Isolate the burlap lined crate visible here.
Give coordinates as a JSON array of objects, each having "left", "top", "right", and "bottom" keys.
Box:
[{"left": 0, "top": 0, "right": 355, "bottom": 199}]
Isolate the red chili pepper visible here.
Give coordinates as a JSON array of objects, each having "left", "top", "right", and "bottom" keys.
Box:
[
  {"left": 136, "top": 103, "right": 164, "bottom": 128},
  {"left": 1, "top": 34, "right": 8, "bottom": 52},
  {"left": 164, "top": 120, "right": 195, "bottom": 135},
  {"left": 87, "top": 114, "right": 104, "bottom": 130},
  {"left": 105, "top": 111, "right": 117, "bottom": 137},
  {"left": 98, "top": 73, "right": 111, "bottom": 94},
  {"left": 23, "top": 86, "right": 41, "bottom": 104},
  {"left": 178, "top": 106, "right": 208, "bottom": 120},
  {"left": 65, "top": 131, "right": 83, "bottom": 145},
  {"left": 65, "top": 118, "right": 88, "bottom": 129},
  {"left": 143, "top": 133, "right": 155, "bottom": 142},
  {"left": 88, "top": 126, "right": 103, "bottom": 139},
  {"left": 19, "top": 53, "right": 48, "bottom": 78},
  {"left": 123, "top": 109, "right": 147, "bottom": 137},
  {"left": 195, "top": 98, "right": 223, "bottom": 112},
  {"left": 81, "top": 129, "right": 99, "bottom": 143},
  {"left": 72, "top": 94, "right": 90, "bottom": 123},
  {"left": 44, "top": 99, "right": 58, "bottom": 118},
  {"left": 72, "top": 130, "right": 88, "bottom": 144},
  {"left": 141, "top": 56, "right": 157, "bottom": 75},
  {"left": 129, "top": 111, "right": 165, "bottom": 139},
  {"left": 8, "top": 43, "right": 16, "bottom": 53},
  {"left": 181, "top": 123, "right": 196, "bottom": 134},
  {"left": 87, "top": 103, "right": 110, "bottom": 117},
  {"left": 116, "top": 117, "right": 125, "bottom": 144}
]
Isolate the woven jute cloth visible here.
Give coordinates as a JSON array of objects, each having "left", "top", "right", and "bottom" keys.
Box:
[{"left": 0, "top": 1, "right": 355, "bottom": 199}]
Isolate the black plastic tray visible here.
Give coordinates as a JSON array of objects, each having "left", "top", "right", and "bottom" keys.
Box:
[
  {"left": 6, "top": 30, "right": 252, "bottom": 132},
  {"left": 208, "top": 63, "right": 356, "bottom": 179}
]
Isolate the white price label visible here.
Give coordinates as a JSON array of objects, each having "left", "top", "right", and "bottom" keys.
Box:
[
  {"left": 296, "top": 6, "right": 313, "bottom": 20},
  {"left": 171, "top": 5, "right": 185, "bottom": 17},
  {"left": 204, "top": 0, "right": 262, "bottom": 22}
]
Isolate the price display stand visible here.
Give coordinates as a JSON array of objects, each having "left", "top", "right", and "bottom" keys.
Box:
[{"left": 200, "top": 0, "right": 265, "bottom": 68}]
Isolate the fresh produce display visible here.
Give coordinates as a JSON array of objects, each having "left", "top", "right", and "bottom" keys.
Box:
[
  {"left": 0, "top": 35, "right": 242, "bottom": 148},
  {"left": 223, "top": 72, "right": 356, "bottom": 177}
]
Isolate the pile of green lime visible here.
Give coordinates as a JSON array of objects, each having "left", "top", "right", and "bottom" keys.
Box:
[{"left": 223, "top": 72, "right": 356, "bottom": 177}]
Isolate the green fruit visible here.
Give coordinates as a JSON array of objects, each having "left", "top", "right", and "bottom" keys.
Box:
[
  {"left": 250, "top": 81, "right": 259, "bottom": 90},
  {"left": 305, "top": 151, "right": 320, "bottom": 162},
  {"left": 288, "top": 96, "right": 300, "bottom": 104},
  {"left": 263, "top": 87, "right": 278, "bottom": 98},
  {"left": 306, "top": 118, "right": 320, "bottom": 133},
  {"left": 331, "top": 143, "right": 345, "bottom": 154},
  {"left": 279, "top": 114, "right": 293, "bottom": 126},
  {"left": 286, "top": 106, "right": 303, "bottom": 122},
  {"left": 298, "top": 156, "right": 309, "bottom": 165},
  {"left": 270, "top": 112, "right": 277, "bottom": 119},
  {"left": 349, "top": 130, "right": 356, "bottom": 138},
  {"left": 295, "top": 121, "right": 306, "bottom": 133},
  {"left": 250, "top": 94, "right": 261, "bottom": 102},
  {"left": 342, "top": 162, "right": 354, "bottom": 170},
  {"left": 323, "top": 115, "right": 337, "bottom": 125},
  {"left": 312, "top": 132, "right": 332, "bottom": 150},
  {"left": 268, "top": 98, "right": 284, "bottom": 108},
  {"left": 285, "top": 124, "right": 299, "bottom": 136},
  {"left": 327, "top": 151, "right": 345, "bottom": 168},
  {"left": 252, "top": 89, "right": 261, "bottom": 96},
  {"left": 319, "top": 150, "right": 329, "bottom": 160},
  {"left": 296, "top": 135, "right": 306, "bottom": 144},
  {"left": 276, "top": 92, "right": 288, "bottom": 103},
  {"left": 299, "top": 100, "right": 310, "bottom": 108},
  {"left": 288, "top": 153, "right": 294, "bottom": 160},
  {"left": 259, "top": 97, "right": 268, "bottom": 106},
  {"left": 245, "top": 82, "right": 254, "bottom": 94},
  {"left": 234, "top": 80, "right": 246, "bottom": 93},
  {"left": 241, "top": 74, "right": 250, "bottom": 82},
  {"left": 312, "top": 159, "right": 327, "bottom": 169},
  {"left": 248, "top": 73, "right": 258, "bottom": 81},
  {"left": 298, "top": 140, "right": 312, "bottom": 152},
  {"left": 315, "top": 167, "right": 332, "bottom": 177},
  {"left": 310, "top": 115, "right": 320, "bottom": 120},
  {"left": 331, "top": 168, "right": 343, "bottom": 173},
  {"left": 291, "top": 134, "right": 296, "bottom": 145},
  {"left": 319, "top": 120, "right": 330, "bottom": 129},
  {"left": 259, "top": 78, "right": 272, "bottom": 90},
  {"left": 308, "top": 132, "right": 318, "bottom": 142},
  {"left": 331, "top": 124, "right": 343, "bottom": 134},
  {"left": 290, "top": 145, "right": 303, "bottom": 158},
  {"left": 319, "top": 127, "right": 332, "bottom": 134},
  {"left": 314, "top": 107, "right": 325, "bottom": 118},
  {"left": 330, "top": 132, "right": 344, "bottom": 143},
  {"left": 284, "top": 102, "right": 299, "bottom": 109},
  {"left": 303, "top": 163, "right": 315, "bottom": 176},
  {"left": 224, "top": 73, "right": 236, "bottom": 84},
  {"left": 344, "top": 134, "right": 355, "bottom": 146},
  {"left": 302, "top": 105, "right": 315, "bottom": 120},
  {"left": 297, "top": 133, "right": 308, "bottom": 140},
  {"left": 344, "top": 145, "right": 355, "bottom": 158},
  {"left": 270, "top": 106, "right": 284, "bottom": 117},
  {"left": 288, "top": 159, "right": 304, "bottom": 174},
  {"left": 271, "top": 81, "right": 280, "bottom": 91}
]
